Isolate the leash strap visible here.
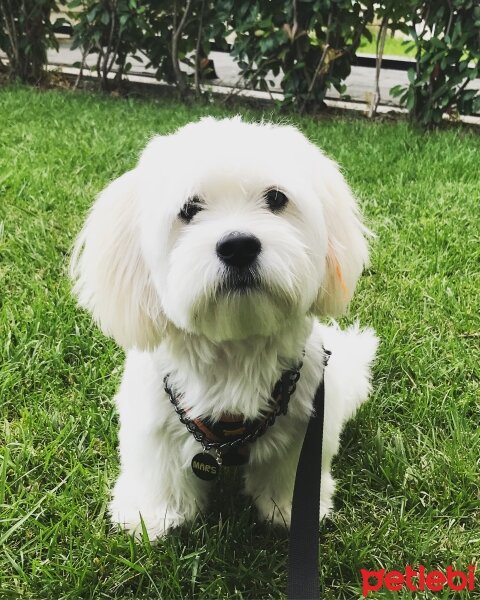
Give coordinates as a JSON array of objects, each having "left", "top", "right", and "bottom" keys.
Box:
[{"left": 287, "top": 378, "right": 325, "bottom": 600}]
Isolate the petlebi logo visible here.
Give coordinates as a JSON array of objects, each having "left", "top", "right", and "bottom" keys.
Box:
[{"left": 361, "top": 565, "right": 476, "bottom": 597}]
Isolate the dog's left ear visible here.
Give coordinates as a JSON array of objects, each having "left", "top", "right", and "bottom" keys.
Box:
[
  {"left": 70, "top": 168, "right": 166, "bottom": 350},
  {"left": 309, "top": 148, "right": 370, "bottom": 316}
]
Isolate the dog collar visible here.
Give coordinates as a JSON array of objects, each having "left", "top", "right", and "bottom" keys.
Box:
[{"left": 163, "top": 356, "right": 305, "bottom": 480}]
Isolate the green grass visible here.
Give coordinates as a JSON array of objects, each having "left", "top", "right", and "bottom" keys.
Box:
[
  {"left": 1, "top": 85, "right": 479, "bottom": 599},
  {"left": 358, "top": 27, "right": 415, "bottom": 58}
]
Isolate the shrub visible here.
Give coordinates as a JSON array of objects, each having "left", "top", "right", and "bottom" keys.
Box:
[
  {"left": 4, "top": 0, "right": 478, "bottom": 125},
  {"left": 69, "top": 0, "right": 149, "bottom": 90},
  {"left": 391, "top": 0, "right": 480, "bottom": 125},
  {"left": 69, "top": 0, "right": 226, "bottom": 95},
  {"left": 143, "top": 0, "right": 227, "bottom": 96},
  {"left": 0, "top": 0, "right": 64, "bottom": 83},
  {"left": 218, "top": 0, "right": 374, "bottom": 111}
]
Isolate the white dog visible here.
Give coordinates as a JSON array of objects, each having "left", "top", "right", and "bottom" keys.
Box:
[{"left": 71, "top": 117, "right": 378, "bottom": 540}]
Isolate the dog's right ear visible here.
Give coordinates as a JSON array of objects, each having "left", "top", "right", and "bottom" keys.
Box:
[{"left": 70, "top": 169, "right": 165, "bottom": 350}]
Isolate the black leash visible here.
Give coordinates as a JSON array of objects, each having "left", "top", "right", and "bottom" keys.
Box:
[
  {"left": 166, "top": 347, "right": 328, "bottom": 599},
  {"left": 287, "top": 363, "right": 328, "bottom": 600}
]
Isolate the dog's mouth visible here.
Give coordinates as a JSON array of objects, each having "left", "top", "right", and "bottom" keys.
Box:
[
  {"left": 219, "top": 266, "right": 260, "bottom": 294},
  {"left": 192, "top": 266, "right": 297, "bottom": 341}
]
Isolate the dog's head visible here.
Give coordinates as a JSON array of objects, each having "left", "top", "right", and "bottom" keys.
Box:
[{"left": 71, "top": 117, "right": 369, "bottom": 348}]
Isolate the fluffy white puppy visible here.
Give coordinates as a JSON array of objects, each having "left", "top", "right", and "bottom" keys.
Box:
[{"left": 71, "top": 117, "right": 378, "bottom": 540}]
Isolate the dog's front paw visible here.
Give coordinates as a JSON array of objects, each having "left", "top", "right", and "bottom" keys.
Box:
[
  {"left": 255, "top": 495, "right": 292, "bottom": 528},
  {"left": 109, "top": 475, "right": 191, "bottom": 540},
  {"left": 109, "top": 500, "right": 185, "bottom": 540},
  {"left": 109, "top": 469, "right": 208, "bottom": 540},
  {"left": 254, "top": 470, "right": 336, "bottom": 528},
  {"left": 256, "top": 496, "right": 333, "bottom": 529}
]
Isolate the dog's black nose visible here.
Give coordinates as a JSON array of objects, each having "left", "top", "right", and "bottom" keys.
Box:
[{"left": 216, "top": 232, "right": 261, "bottom": 268}]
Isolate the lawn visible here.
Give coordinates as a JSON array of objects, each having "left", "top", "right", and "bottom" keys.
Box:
[
  {"left": 0, "top": 86, "right": 479, "bottom": 600},
  {"left": 357, "top": 27, "right": 415, "bottom": 58}
]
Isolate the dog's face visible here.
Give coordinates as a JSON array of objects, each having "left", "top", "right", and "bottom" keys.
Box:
[
  {"left": 139, "top": 119, "right": 332, "bottom": 342},
  {"left": 71, "top": 117, "right": 369, "bottom": 348}
]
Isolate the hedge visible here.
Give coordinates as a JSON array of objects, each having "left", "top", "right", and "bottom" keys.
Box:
[
  {"left": 1, "top": 0, "right": 479, "bottom": 125},
  {"left": 0, "top": 0, "right": 64, "bottom": 84}
]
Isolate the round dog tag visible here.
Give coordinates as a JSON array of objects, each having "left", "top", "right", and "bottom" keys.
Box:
[{"left": 191, "top": 453, "right": 220, "bottom": 481}]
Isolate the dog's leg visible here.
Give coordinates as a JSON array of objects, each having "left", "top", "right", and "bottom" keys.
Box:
[
  {"left": 109, "top": 431, "right": 209, "bottom": 540},
  {"left": 108, "top": 368, "right": 210, "bottom": 541},
  {"left": 244, "top": 435, "right": 336, "bottom": 527}
]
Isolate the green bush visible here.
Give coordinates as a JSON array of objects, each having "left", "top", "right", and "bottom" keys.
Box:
[
  {"left": 3, "top": 0, "right": 478, "bottom": 125},
  {"left": 69, "top": 0, "right": 149, "bottom": 90},
  {"left": 219, "top": 0, "right": 374, "bottom": 111},
  {"left": 143, "top": 1, "right": 228, "bottom": 95},
  {"left": 0, "top": 0, "right": 64, "bottom": 83},
  {"left": 69, "top": 0, "right": 226, "bottom": 94},
  {"left": 391, "top": 0, "right": 480, "bottom": 125}
]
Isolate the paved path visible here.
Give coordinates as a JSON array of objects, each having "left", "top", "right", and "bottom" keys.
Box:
[{"left": 209, "top": 48, "right": 416, "bottom": 107}]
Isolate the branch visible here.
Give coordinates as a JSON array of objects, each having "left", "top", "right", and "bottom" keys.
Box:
[
  {"left": 368, "top": 15, "right": 388, "bottom": 118},
  {"left": 74, "top": 43, "right": 91, "bottom": 89},
  {"left": 106, "top": 1, "right": 125, "bottom": 80},
  {"left": 301, "top": 10, "right": 333, "bottom": 113},
  {"left": 172, "top": 0, "right": 193, "bottom": 95},
  {"left": 1, "top": 0, "right": 20, "bottom": 68},
  {"left": 102, "top": 0, "right": 118, "bottom": 88},
  {"left": 445, "top": 0, "right": 454, "bottom": 39},
  {"left": 194, "top": 0, "right": 206, "bottom": 98}
]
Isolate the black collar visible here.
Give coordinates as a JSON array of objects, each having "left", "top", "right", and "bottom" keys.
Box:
[
  {"left": 164, "top": 348, "right": 331, "bottom": 468},
  {"left": 163, "top": 356, "right": 304, "bottom": 464}
]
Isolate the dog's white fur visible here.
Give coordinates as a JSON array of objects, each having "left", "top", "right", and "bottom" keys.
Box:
[{"left": 71, "top": 117, "right": 378, "bottom": 539}]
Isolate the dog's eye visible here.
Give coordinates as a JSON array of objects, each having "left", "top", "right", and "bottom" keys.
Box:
[
  {"left": 179, "top": 197, "right": 204, "bottom": 223},
  {"left": 265, "top": 189, "right": 288, "bottom": 212}
]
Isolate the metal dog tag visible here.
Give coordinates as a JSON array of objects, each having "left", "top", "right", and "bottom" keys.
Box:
[{"left": 191, "top": 452, "right": 220, "bottom": 481}]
